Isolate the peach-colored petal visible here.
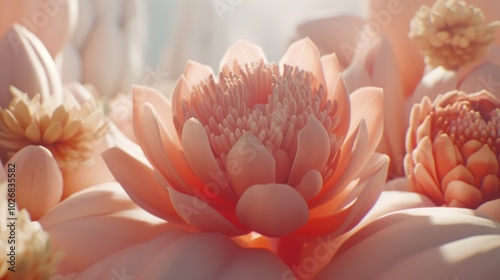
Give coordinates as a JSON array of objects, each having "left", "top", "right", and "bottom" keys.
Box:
[
  {"left": 288, "top": 116, "right": 330, "bottom": 186},
  {"left": 7, "top": 146, "right": 62, "bottom": 220},
  {"left": 330, "top": 75, "right": 350, "bottom": 138},
  {"left": 171, "top": 76, "right": 190, "bottom": 130},
  {"left": 279, "top": 37, "right": 326, "bottom": 91},
  {"left": 183, "top": 60, "right": 215, "bottom": 89},
  {"left": 0, "top": 24, "right": 62, "bottom": 108},
  {"left": 0, "top": 0, "right": 77, "bottom": 57},
  {"left": 236, "top": 183, "right": 309, "bottom": 237},
  {"left": 219, "top": 40, "right": 267, "bottom": 72},
  {"left": 316, "top": 207, "right": 500, "bottom": 280},
  {"left": 409, "top": 67, "right": 457, "bottom": 109},
  {"left": 296, "top": 14, "right": 366, "bottom": 67},
  {"left": 40, "top": 182, "right": 185, "bottom": 275},
  {"left": 102, "top": 147, "right": 183, "bottom": 223},
  {"left": 225, "top": 132, "right": 275, "bottom": 197},
  {"left": 168, "top": 187, "right": 245, "bottom": 236},
  {"left": 65, "top": 232, "right": 292, "bottom": 280},
  {"left": 132, "top": 85, "right": 179, "bottom": 147},
  {"left": 477, "top": 198, "right": 500, "bottom": 223},
  {"left": 182, "top": 118, "right": 236, "bottom": 200},
  {"left": 347, "top": 87, "right": 384, "bottom": 152},
  {"left": 294, "top": 170, "right": 323, "bottom": 201},
  {"left": 320, "top": 54, "right": 342, "bottom": 95},
  {"left": 301, "top": 153, "right": 388, "bottom": 237}
]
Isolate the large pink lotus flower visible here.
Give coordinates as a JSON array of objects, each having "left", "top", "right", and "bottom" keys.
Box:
[
  {"left": 316, "top": 207, "right": 500, "bottom": 280},
  {"left": 104, "top": 38, "right": 388, "bottom": 242},
  {"left": 0, "top": 0, "right": 77, "bottom": 57},
  {"left": 405, "top": 90, "right": 500, "bottom": 210}
]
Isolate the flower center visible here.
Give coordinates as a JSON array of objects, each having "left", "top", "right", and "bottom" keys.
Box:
[
  {"left": 177, "top": 62, "right": 342, "bottom": 182},
  {"left": 409, "top": 0, "right": 500, "bottom": 70},
  {"left": 432, "top": 98, "right": 500, "bottom": 154},
  {"left": 0, "top": 87, "right": 108, "bottom": 171}
]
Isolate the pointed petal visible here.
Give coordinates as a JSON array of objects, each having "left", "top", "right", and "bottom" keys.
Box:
[
  {"left": 321, "top": 53, "right": 342, "bottom": 96},
  {"left": 219, "top": 40, "right": 267, "bottom": 71},
  {"left": 225, "top": 132, "right": 275, "bottom": 197},
  {"left": 236, "top": 184, "right": 309, "bottom": 237},
  {"left": 102, "top": 147, "right": 183, "bottom": 223},
  {"left": 279, "top": 38, "right": 326, "bottom": 91},
  {"left": 348, "top": 87, "right": 384, "bottom": 153},
  {"left": 288, "top": 116, "right": 330, "bottom": 186},
  {"left": 331, "top": 75, "right": 350, "bottom": 138}
]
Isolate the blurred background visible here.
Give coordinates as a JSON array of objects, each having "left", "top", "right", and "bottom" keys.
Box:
[{"left": 145, "top": 0, "right": 366, "bottom": 76}]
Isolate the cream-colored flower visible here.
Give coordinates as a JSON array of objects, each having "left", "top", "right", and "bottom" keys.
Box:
[
  {"left": 409, "top": 0, "right": 500, "bottom": 70},
  {"left": 0, "top": 183, "right": 60, "bottom": 279},
  {"left": 0, "top": 87, "right": 108, "bottom": 171}
]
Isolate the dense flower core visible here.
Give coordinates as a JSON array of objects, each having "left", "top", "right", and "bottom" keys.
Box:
[
  {"left": 405, "top": 91, "right": 500, "bottom": 208},
  {"left": 177, "top": 62, "right": 342, "bottom": 183},
  {"left": 0, "top": 87, "right": 108, "bottom": 171},
  {"left": 409, "top": 0, "right": 500, "bottom": 69}
]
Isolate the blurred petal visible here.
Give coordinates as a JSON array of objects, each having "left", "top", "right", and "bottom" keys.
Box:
[{"left": 219, "top": 40, "right": 267, "bottom": 71}]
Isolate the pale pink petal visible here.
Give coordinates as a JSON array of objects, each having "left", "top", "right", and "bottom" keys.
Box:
[
  {"left": 288, "top": 116, "right": 330, "bottom": 186},
  {"left": 348, "top": 87, "right": 384, "bottom": 152},
  {"left": 67, "top": 232, "right": 291, "bottom": 280},
  {"left": 296, "top": 14, "right": 366, "bottom": 67},
  {"left": 294, "top": 170, "right": 323, "bottom": 201},
  {"left": 236, "top": 183, "right": 309, "bottom": 237},
  {"left": 343, "top": 37, "right": 382, "bottom": 91},
  {"left": 39, "top": 182, "right": 186, "bottom": 275},
  {"left": 219, "top": 40, "right": 267, "bottom": 71},
  {"left": 102, "top": 147, "right": 183, "bottom": 223},
  {"left": 225, "top": 132, "right": 275, "bottom": 197},
  {"left": 477, "top": 199, "right": 500, "bottom": 223},
  {"left": 168, "top": 187, "right": 246, "bottom": 236},
  {"left": 300, "top": 153, "right": 388, "bottom": 237},
  {"left": 171, "top": 76, "right": 190, "bottom": 129},
  {"left": 408, "top": 67, "right": 457, "bottom": 110},
  {"left": 182, "top": 118, "right": 236, "bottom": 200},
  {"left": 132, "top": 85, "right": 179, "bottom": 147},
  {"left": 320, "top": 53, "right": 342, "bottom": 95},
  {"left": 330, "top": 75, "right": 350, "bottom": 138},
  {"left": 279, "top": 37, "right": 326, "bottom": 91},
  {"left": 0, "top": 24, "right": 63, "bottom": 108},
  {"left": 7, "top": 146, "right": 62, "bottom": 220},
  {"left": 316, "top": 207, "right": 500, "bottom": 280}
]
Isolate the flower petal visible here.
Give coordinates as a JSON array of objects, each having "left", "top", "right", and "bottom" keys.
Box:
[
  {"left": 219, "top": 40, "right": 267, "bottom": 72},
  {"left": 279, "top": 37, "right": 326, "bottom": 91},
  {"left": 7, "top": 145, "right": 62, "bottom": 220},
  {"left": 183, "top": 60, "right": 214, "bottom": 89},
  {"left": 320, "top": 53, "right": 342, "bottom": 96},
  {"left": 168, "top": 187, "right": 245, "bottom": 236},
  {"left": 225, "top": 132, "right": 275, "bottom": 197},
  {"left": 102, "top": 147, "right": 183, "bottom": 223},
  {"left": 288, "top": 116, "right": 330, "bottom": 186},
  {"left": 182, "top": 118, "right": 236, "bottom": 201},
  {"left": 236, "top": 184, "right": 309, "bottom": 237}
]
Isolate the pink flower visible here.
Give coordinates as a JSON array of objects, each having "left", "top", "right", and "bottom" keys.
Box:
[
  {"left": 104, "top": 38, "right": 388, "bottom": 241},
  {"left": 316, "top": 207, "right": 500, "bottom": 280},
  {"left": 0, "top": 0, "right": 77, "bottom": 57},
  {"left": 405, "top": 90, "right": 500, "bottom": 209}
]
